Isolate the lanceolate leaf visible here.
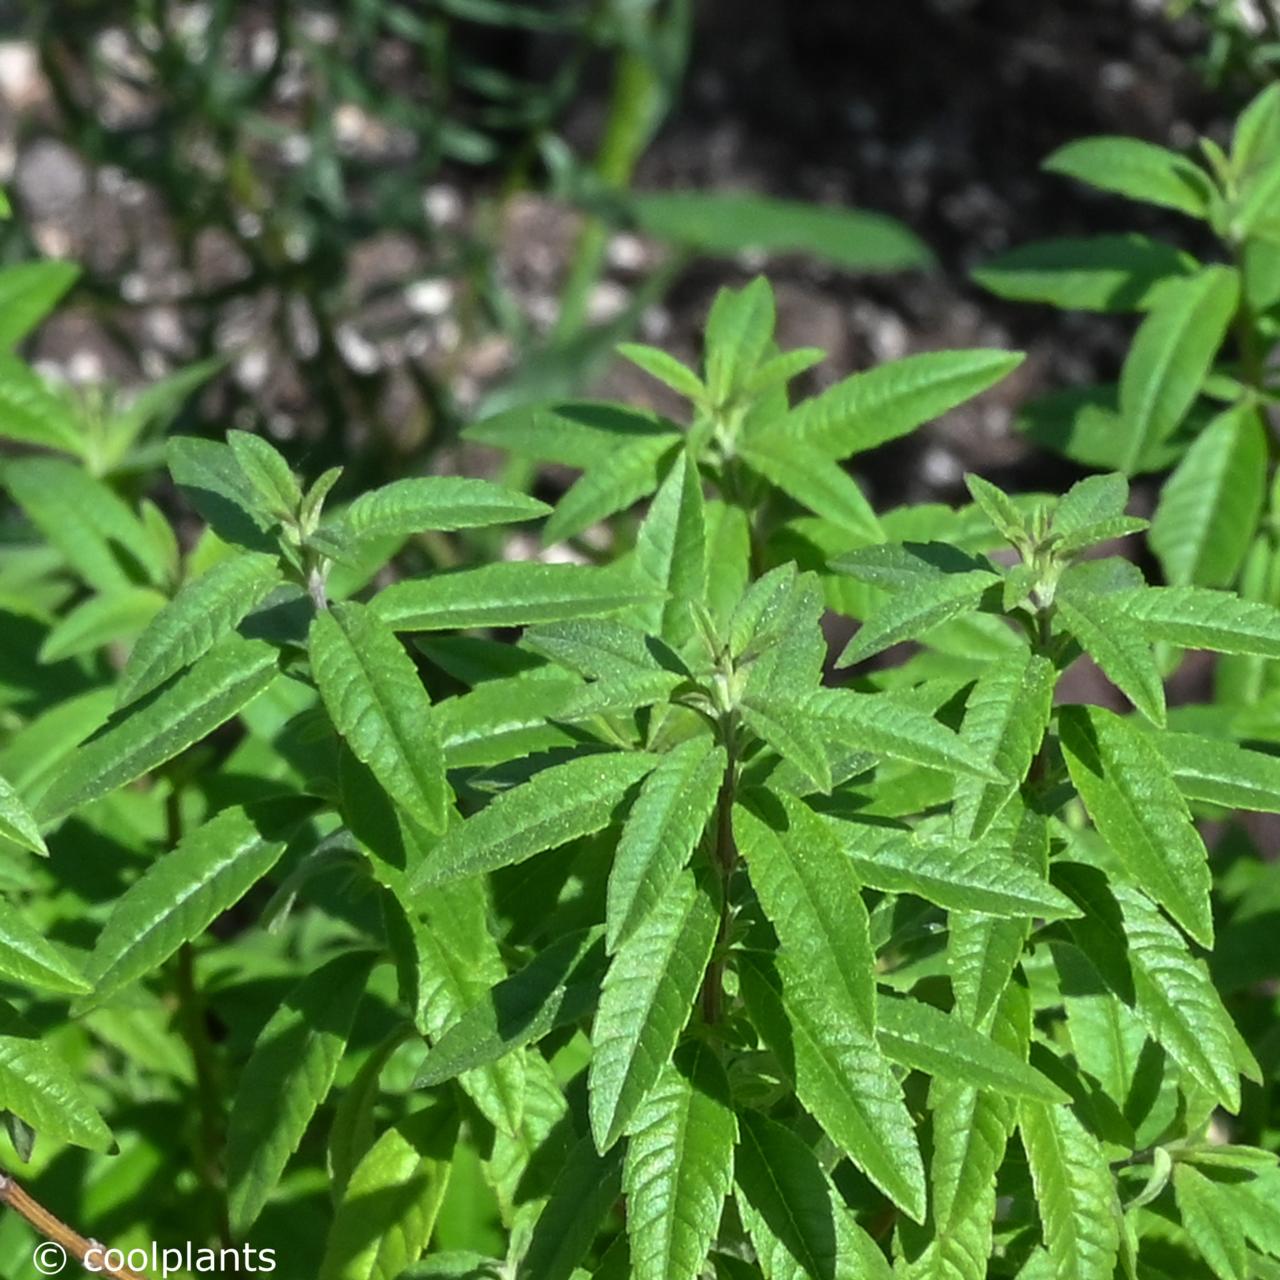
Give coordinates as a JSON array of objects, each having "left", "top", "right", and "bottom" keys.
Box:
[
  {"left": 608, "top": 737, "right": 725, "bottom": 953},
  {"left": 38, "top": 587, "right": 165, "bottom": 665},
  {"left": 0, "top": 772, "right": 47, "bottom": 856},
  {"left": 36, "top": 633, "right": 279, "bottom": 824},
  {"left": 1154, "top": 730, "right": 1280, "bottom": 812},
  {"left": 1059, "top": 704, "right": 1213, "bottom": 947},
  {"left": 0, "top": 1001, "right": 114, "bottom": 1153},
  {"left": 311, "top": 600, "right": 450, "bottom": 835},
  {"left": 341, "top": 476, "right": 548, "bottom": 544},
  {"left": 739, "top": 952, "right": 926, "bottom": 1222},
  {"left": 318, "top": 1101, "right": 457, "bottom": 1280},
  {"left": 1019, "top": 1099, "right": 1122, "bottom": 1280},
  {"left": 1150, "top": 404, "right": 1266, "bottom": 588},
  {"left": 227, "top": 950, "right": 377, "bottom": 1234},
  {"left": 82, "top": 801, "right": 311, "bottom": 1006},
  {"left": 1055, "top": 591, "right": 1166, "bottom": 726},
  {"left": 1118, "top": 586, "right": 1280, "bottom": 658},
  {"left": 874, "top": 995, "right": 1067, "bottom": 1103},
  {"left": 118, "top": 551, "right": 282, "bottom": 706},
  {"left": 1056, "top": 865, "right": 1247, "bottom": 1112},
  {"left": 780, "top": 350, "right": 1023, "bottom": 459},
  {"left": 953, "top": 648, "right": 1056, "bottom": 838},
  {"left": 0, "top": 899, "right": 90, "bottom": 994},
  {"left": 373, "top": 563, "right": 660, "bottom": 631},
  {"left": 806, "top": 688, "right": 1000, "bottom": 781},
  {"left": 412, "top": 931, "right": 603, "bottom": 1087},
  {"left": 1115, "top": 265, "right": 1239, "bottom": 474},
  {"left": 521, "top": 1136, "right": 625, "bottom": 1280},
  {"left": 739, "top": 696, "right": 832, "bottom": 795},
  {"left": 735, "top": 792, "right": 875, "bottom": 1033},
  {"left": 835, "top": 570, "right": 998, "bottom": 666},
  {"left": 840, "top": 827, "right": 1076, "bottom": 920},
  {"left": 1172, "top": 1164, "right": 1248, "bottom": 1280},
  {"left": 623, "top": 1043, "right": 737, "bottom": 1280},
  {"left": 739, "top": 438, "right": 882, "bottom": 542},
  {"left": 734, "top": 1109, "right": 895, "bottom": 1280},
  {"left": 0, "top": 260, "right": 79, "bottom": 348},
  {"left": 589, "top": 867, "right": 719, "bottom": 1151},
  {"left": 1043, "top": 136, "right": 1214, "bottom": 217},
  {"left": 544, "top": 434, "right": 678, "bottom": 546},
  {"left": 634, "top": 450, "right": 707, "bottom": 643},
  {"left": 411, "top": 751, "right": 656, "bottom": 891},
  {"left": 972, "top": 234, "right": 1195, "bottom": 312}
]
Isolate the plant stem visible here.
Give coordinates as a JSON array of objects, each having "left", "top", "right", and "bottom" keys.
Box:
[
  {"left": 0, "top": 1172, "right": 148, "bottom": 1280},
  {"left": 166, "top": 794, "right": 232, "bottom": 1248},
  {"left": 701, "top": 712, "right": 738, "bottom": 1024}
]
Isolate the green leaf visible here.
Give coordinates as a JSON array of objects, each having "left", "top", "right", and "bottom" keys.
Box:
[
  {"left": 1055, "top": 590, "right": 1166, "bottom": 726},
  {"left": 781, "top": 350, "right": 1023, "bottom": 458},
  {"left": 1019, "top": 1099, "right": 1121, "bottom": 1280},
  {"left": 628, "top": 192, "right": 931, "bottom": 272},
  {"left": 1172, "top": 1164, "right": 1247, "bottom": 1280},
  {"left": 0, "top": 356, "right": 81, "bottom": 454},
  {"left": 704, "top": 277, "right": 775, "bottom": 401},
  {"left": 228, "top": 430, "right": 302, "bottom": 518},
  {"left": 1055, "top": 864, "right": 1246, "bottom": 1111},
  {"left": 1044, "top": 136, "right": 1214, "bottom": 217},
  {"left": 623, "top": 1043, "right": 737, "bottom": 1280},
  {"left": 835, "top": 570, "right": 998, "bottom": 666},
  {"left": 340, "top": 476, "right": 546, "bottom": 546},
  {"left": 227, "top": 950, "right": 376, "bottom": 1234},
  {"left": 735, "top": 792, "right": 875, "bottom": 1032},
  {"left": 166, "top": 436, "right": 275, "bottom": 549},
  {"left": 734, "top": 1110, "right": 894, "bottom": 1280},
  {"left": 739, "top": 439, "right": 881, "bottom": 542},
  {"left": 118, "top": 551, "right": 283, "bottom": 706},
  {"left": 311, "top": 601, "right": 450, "bottom": 836},
  {"left": 1150, "top": 404, "right": 1266, "bottom": 588},
  {"left": 1233, "top": 83, "right": 1280, "bottom": 178},
  {"left": 1058, "top": 704, "right": 1213, "bottom": 947},
  {"left": 739, "top": 952, "right": 925, "bottom": 1221},
  {"left": 953, "top": 648, "right": 1056, "bottom": 838},
  {"left": 0, "top": 260, "right": 79, "bottom": 348},
  {"left": 37, "top": 586, "right": 165, "bottom": 665},
  {"left": 634, "top": 451, "right": 706, "bottom": 643},
  {"left": 4, "top": 455, "right": 169, "bottom": 591},
  {"left": 413, "top": 752, "right": 654, "bottom": 890},
  {"left": 972, "top": 234, "right": 1195, "bottom": 311},
  {"left": 544, "top": 435, "right": 678, "bottom": 545},
  {"left": 806, "top": 688, "right": 1000, "bottom": 781},
  {"left": 588, "top": 867, "right": 719, "bottom": 1151},
  {"left": 739, "top": 698, "right": 832, "bottom": 795},
  {"left": 840, "top": 826, "right": 1077, "bottom": 919},
  {"left": 1154, "top": 730, "right": 1280, "bottom": 812},
  {"left": 36, "top": 633, "right": 279, "bottom": 824},
  {"left": 619, "top": 343, "right": 707, "bottom": 401},
  {"left": 523, "top": 618, "right": 665, "bottom": 681},
  {"left": 874, "top": 995, "right": 1067, "bottom": 1102},
  {"left": 82, "top": 802, "right": 308, "bottom": 1007},
  {"left": 0, "top": 1001, "right": 114, "bottom": 1152},
  {"left": 608, "top": 737, "right": 725, "bottom": 953},
  {"left": 1119, "top": 585, "right": 1280, "bottom": 658},
  {"left": 0, "top": 772, "right": 47, "bottom": 856},
  {"left": 521, "top": 1135, "right": 624, "bottom": 1280},
  {"left": 373, "top": 563, "right": 660, "bottom": 631},
  {"left": 319, "top": 1101, "right": 457, "bottom": 1280},
  {"left": 412, "top": 931, "right": 603, "bottom": 1087},
  {"left": 1116, "top": 265, "right": 1239, "bottom": 473},
  {"left": 964, "top": 474, "right": 1027, "bottom": 545},
  {"left": 464, "top": 400, "right": 677, "bottom": 468},
  {"left": 0, "top": 898, "right": 89, "bottom": 994}
]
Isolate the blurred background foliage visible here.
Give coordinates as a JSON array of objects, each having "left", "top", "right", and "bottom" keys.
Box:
[{"left": 0, "top": 0, "right": 1270, "bottom": 506}]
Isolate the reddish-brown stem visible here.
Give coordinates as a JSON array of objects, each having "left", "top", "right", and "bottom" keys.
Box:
[{"left": 0, "top": 1172, "right": 148, "bottom": 1280}]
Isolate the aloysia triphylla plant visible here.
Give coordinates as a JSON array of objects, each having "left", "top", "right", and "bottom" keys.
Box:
[{"left": 1, "top": 274, "right": 1280, "bottom": 1280}]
